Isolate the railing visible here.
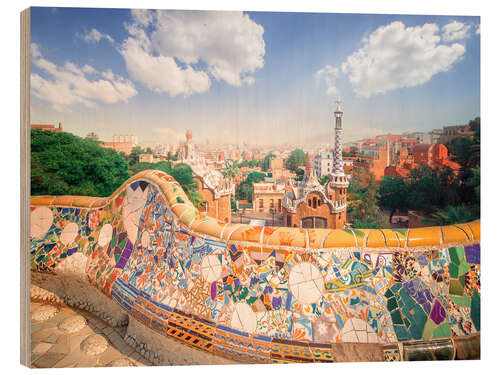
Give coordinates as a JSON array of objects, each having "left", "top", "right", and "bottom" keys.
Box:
[{"left": 30, "top": 170, "right": 480, "bottom": 363}]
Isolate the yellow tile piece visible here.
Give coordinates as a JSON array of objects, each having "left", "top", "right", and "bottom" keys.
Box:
[
  {"left": 392, "top": 230, "right": 407, "bottom": 247},
  {"left": 442, "top": 225, "right": 468, "bottom": 244},
  {"left": 467, "top": 220, "right": 480, "bottom": 240},
  {"left": 366, "top": 230, "right": 386, "bottom": 247},
  {"left": 407, "top": 226, "right": 441, "bottom": 247},
  {"left": 323, "top": 229, "right": 356, "bottom": 248},
  {"left": 30, "top": 196, "right": 55, "bottom": 206}
]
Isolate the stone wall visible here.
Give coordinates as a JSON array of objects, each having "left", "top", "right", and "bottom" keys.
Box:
[{"left": 30, "top": 170, "right": 480, "bottom": 363}]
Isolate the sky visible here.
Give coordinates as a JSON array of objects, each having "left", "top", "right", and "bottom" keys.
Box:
[{"left": 30, "top": 7, "right": 480, "bottom": 146}]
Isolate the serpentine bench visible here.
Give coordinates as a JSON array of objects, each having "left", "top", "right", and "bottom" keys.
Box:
[{"left": 30, "top": 170, "right": 480, "bottom": 363}]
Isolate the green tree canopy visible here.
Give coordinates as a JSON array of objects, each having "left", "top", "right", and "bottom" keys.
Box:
[
  {"left": 131, "top": 161, "right": 202, "bottom": 206},
  {"left": 31, "top": 129, "right": 130, "bottom": 197},
  {"left": 235, "top": 171, "right": 267, "bottom": 202},
  {"left": 285, "top": 149, "right": 307, "bottom": 172}
]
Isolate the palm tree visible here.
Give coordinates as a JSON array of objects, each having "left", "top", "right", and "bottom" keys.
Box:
[
  {"left": 221, "top": 161, "right": 240, "bottom": 180},
  {"left": 422, "top": 205, "right": 479, "bottom": 226}
]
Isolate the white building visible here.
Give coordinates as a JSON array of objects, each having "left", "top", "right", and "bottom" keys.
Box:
[
  {"left": 113, "top": 133, "right": 138, "bottom": 146},
  {"left": 313, "top": 152, "right": 335, "bottom": 178}
]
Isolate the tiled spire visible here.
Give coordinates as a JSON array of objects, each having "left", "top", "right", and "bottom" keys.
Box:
[{"left": 332, "top": 96, "right": 345, "bottom": 176}]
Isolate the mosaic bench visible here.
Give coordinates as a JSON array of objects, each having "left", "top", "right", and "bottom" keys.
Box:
[{"left": 30, "top": 170, "right": 480, "bottom": 363}]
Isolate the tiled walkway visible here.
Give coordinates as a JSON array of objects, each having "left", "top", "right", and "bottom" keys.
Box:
[{"left": 30, "top": 300, "right": 152, "bottom": 368}]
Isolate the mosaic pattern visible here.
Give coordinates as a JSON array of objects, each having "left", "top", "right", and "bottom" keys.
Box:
[{"left": 30, "top": 170, "right": 481, "bottom": 363}]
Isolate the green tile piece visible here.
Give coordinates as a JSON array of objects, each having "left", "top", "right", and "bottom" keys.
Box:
[
  {"left": 471, "top": 289, "right": 480, "bottom": 331},
  {"left": 448, "top": 263, "right": 459, "bottom": 278},
  {"left": 433, "top": 323, "right": 451, "bottom": 338},
  {"left": 422, "top": 319, "right": 437, "bottom": 340},
  {"left": 450, "top": 295, "right": 471, "bottom": 307},
  {"left": 403, "top": 317, "right": 411, "bottom": 329},
  {"left": 458, "top": 261, "right": 470, "bottom": 276},
  {"left": 394, "top": 325, "right": 409, "bottom": 341},
  {"left": 449, "top": 247, "right": 459, "bottom": 265},
  {"left": 449, "top": 279, "right": 464, "bottom": 296},
  {"left": 387, "top": 297, "right": 398, "bottom": 311},
  {"left": 110, "top": 234, "right": 118, "bottom": 249},
  {"left": 385, "top": 288, "right": 394, "bottom": 299},
  {"left": 391, "top": 311, "right": 404, "bottom": 325}
]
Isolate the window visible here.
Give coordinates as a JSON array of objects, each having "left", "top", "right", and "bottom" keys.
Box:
[
  {"left": 278, "top": 199, "right": 282, "bottom": 211},
  {"left": 287, "top": 215, "right": 292, "bottom": 227},
  {"left": 313, "top": 197, "right": 317, "bottom": 209},
  {"left": 270, "top": 199, "right": 274, "bottom": 208},
  {"left": 259, "top": 199, "right": 264, "bottom": 208}
]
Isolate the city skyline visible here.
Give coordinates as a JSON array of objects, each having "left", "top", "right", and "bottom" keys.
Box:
[{"left": 30, "top": 8, "right": 480, "bottom": 146}]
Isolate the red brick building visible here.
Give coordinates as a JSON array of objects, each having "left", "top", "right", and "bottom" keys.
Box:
[
  {"left": 31, "top": 122, "right": 63, "bottom": 132},
  {"left": 352, "top": 141, "right": 389, "bottom": 187}
]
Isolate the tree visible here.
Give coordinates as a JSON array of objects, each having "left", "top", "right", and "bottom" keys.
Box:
[
  {"left": 85, "top": 132, "right": 99, "bottom": 141},
  {"left": 349, "top": 175, "right": 387, "bottom": 229},
  {"left": 378, "top": 176, "right": 411, "bottom": 224},
  {"left": 285, "top": 149, "right": 307, "bottom": 172},
  {"left": 31, "top": 129, "right": 130, "bottom": 197},
  {"left": 319, "top": 175, "right": 329, "bottom": 185},
  {"left": 131, "top": 161, "right": 202, "bottom": 206},
  {"left": 235, "top": 171, "right": 267, "bottom": 202},
  {"left": 422, "top": 205, "right": 479, "bottom": 226},
  {"left": 221, "top": 160, "right": 240, "bottom": 179},
  {"left": 126, "top": 146, "right": 143, "bottom": 166}
]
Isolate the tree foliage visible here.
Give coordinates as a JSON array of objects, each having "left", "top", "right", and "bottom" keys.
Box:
[
  {"left": 285, "top": 149, "right": 307, "bottom": 172},
  {"left": 31, "top": 129, "right": 130, "bottom": 197},
  {"left": 235, "top": 171, "right": 267, "bottom": 202},
  {"left": 349, "top": 175, "right": 387, "bottom": 229},
  {"left": 131, "top": 161, "right": 202, "bottom": 206}
]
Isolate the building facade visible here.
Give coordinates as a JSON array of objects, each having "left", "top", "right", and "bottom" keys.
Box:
[
  {"left": 352, "top": 141, "right": 389, "bottom": 187},
  {"left": 100, "top": 141, "right": 133, "bottom": 155},
  {"left": 181, "top": 130, "right": 234, "bottom": 223},
  {"left": 282, "top": 98, "right": 349, "bottom": 229},
  {"left": 31, "top": 122, "right": 63, "bottom": 132},
  {"left": 252, "top": 182, "right": 285, "bottom": 213}
]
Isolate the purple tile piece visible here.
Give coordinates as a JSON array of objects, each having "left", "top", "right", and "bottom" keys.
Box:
[
  {"left": 115, "top": 240, "right": 134, "bottom": 269},
  {"left": 211, "top": 282, "right": 217, "bottom": 300},
  {"left": 272, "top": 296, "right": 282, "bottom": 309},
  {"left": 430, "top": 300, "right": 446, "bottom": 325},
  {"left": 465, "top": 245, "right": 480, "bottom": 264},
  {"left": 67, "top": 247, "right": 78, "bottom": 256},
  {"left": 417, "top": 254, "right": 429, "bottom": 266},
  {"left": 130, "top": 181, "right": 140, "bottom": 191}
]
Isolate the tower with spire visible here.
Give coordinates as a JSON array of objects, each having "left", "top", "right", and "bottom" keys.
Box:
[
  {"left": 281, "top": 98, "right": 349, "bottom": 229},
  {"left": 325, "top": 97, "right": 349, "bottom": 227}
]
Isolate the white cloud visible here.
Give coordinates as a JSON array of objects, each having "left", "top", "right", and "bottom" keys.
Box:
[
  {"left": 314, "top": 64, "right": 339, "bottom": 95},
  {"left": 31, "top": 43, "right": 41, "bottom": 58},
  {"left": 339, "top": 21, "right": 465, "bottom": 98},
  {"left": 79, "top": 28, "right": 114, "bottom": 44},
  {"left": 120, "top": 10, "right": 265, "bottom": 96},
  {"left": 30, "top": 44, "right": 137, "bottom": 112},
  {"left": 442, "top": 21, "right": 472, "bottom": 41}
]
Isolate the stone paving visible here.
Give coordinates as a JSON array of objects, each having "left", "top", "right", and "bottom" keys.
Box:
[{"left": 30, "top": 300, "right": 153, "bottom": 368}]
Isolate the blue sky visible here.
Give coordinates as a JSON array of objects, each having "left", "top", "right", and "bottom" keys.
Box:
[{"left": 30, "top": 7, "right": 480, "bottom": 146}]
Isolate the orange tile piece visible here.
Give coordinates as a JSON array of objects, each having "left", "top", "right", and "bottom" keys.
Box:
[
  {"left": 190, "top": 217, "right": 225, "bottom": 239},
  {"left": 467, "top": 220, "right": 480, "bottom": 240},
  {"left": 71, "top": 196, "right": 100, "bottom": 207},
  {"left": 264, "top": 227, "right": 307, "bottom": 248},
  {"left": 454, "top": 223, "right": 473, "bottom": 241},
  {"left": 30, "top": 196, "right": 55, "bottom": 206},
  {"left": 51, "top": 195, "right": 77, "bottom": 206},
  {"left": 442, "top": 225, "right": 468, "bottom": 244},
  {"left": 90, "top": 198, "right": 109, "bottom": 208},
  {"left": 407, "top": 226, "right": 441, "bottom": 247},
  {"left": 366, "top": 230, "right": 386, "bottom": 247},
  {"left": 380, "top": 229, "right": 400, "bottom": 247},
  {"left": 226, "top": 224, "right": 259, "bottom": 242},
  {"left": 307, "top": 229, "right": 331, "bottom": 248},
  {"left": 323, "top": 229, "right": 356, "bottom": 248}
]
